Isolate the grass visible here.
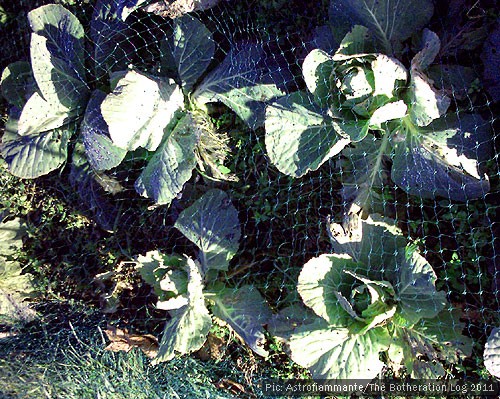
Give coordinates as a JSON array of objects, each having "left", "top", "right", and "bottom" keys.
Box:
[
  {"left": 0, "top": 299, "right": 317, "bottom": 399},
  {"left": 0, "top": 304, "right": 233, "bottom": 399}
]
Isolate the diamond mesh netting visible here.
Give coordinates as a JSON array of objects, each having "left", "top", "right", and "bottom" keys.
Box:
[{"left": 0, "top": 0, "right": 499, "bottom": 398}]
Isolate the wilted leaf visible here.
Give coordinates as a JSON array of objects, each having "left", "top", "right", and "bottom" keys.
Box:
[
  {"left": 391, "top": 310, "right": 473, "bottom": 377},
  {"left": 143, "top": 0, "right": 224, "bottom": 19}
]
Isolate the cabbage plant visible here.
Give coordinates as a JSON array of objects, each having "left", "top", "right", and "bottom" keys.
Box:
[
  {"left": 135, "top": 189, "right": 272, "bottom": 363},
  {"left": 0, "top": 3, "right": 284, "bottom": 213},
  {"left": 265, "top": 26, "right": 491, "bottom": 214},
  {"left": 270, "top": 214, "right": 472, "bottom": 380}
]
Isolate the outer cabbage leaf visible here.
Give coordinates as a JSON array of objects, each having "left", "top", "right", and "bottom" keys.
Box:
[
  {"left": 329, "top": 0, "right": 434, "bottom": 54},
  {"left": 0, "top": 218, "right": 25, "bottom": 255},
  {"left": 1, "top": 110, "right": 73, "bottom": 179},
  {"left": 101, "top": 69, "right": 184, "bottom": 151},
  {"left": 91, "top": 0, "right": 139, "bottom": 79},
  {"left": 152, "top": 257, "right": 212, "bottom": 364},
  {"left": 27, "top": 5, "right": 88, "bottom": 120},
  {"left": 168, "top": 15, "right": 214, "bottom": 93},
  {"left": 428, "top": 64, "right": 476, "bottom": 101},
  {"left": 485, "top": 327, "right": 500, "bottom": 378},
  {"left": 392, "top": 114, "right": 491, "bottom": 201},
  {"left": 81, "top": 90, "right": 127, "bottom": 171},
  {"left": 297, "top": 254, "right": 359, "bottom": 326},
  {"left": 333, "top": 25, "right": 374, "bottom": 57},
  {"left": 69, "top": 142, "right": 123, "bottom": 231},
  {"left": 409, "top": 30, "right": 450, "bottom": 127},
  {"left": 410, "top": 310, "right": 473, "bottom": 362},
  {"left": 390, "top": 310, "right": 472, "bottom": 377},
  {"left": 211, "top": 285, "right": 272, "bottom": 357},
  {"left": 311, "top": 24, "right": 340, "bottom": 55},
  {"left": 265, "top": 91, "right": 350, "bottom": 178},
  {"left": 193, "top": 43, "right": 285, "bottom": 129},
  {"left": 28, "top": 4, "right": 86, "bottom": 80},
  {"left": 18, "top": 5, "right": 88, "bottom": 135},
  {"left": 288, "top": 318, "right": 390, "bottom": 380},
  {"left": 18, "top": 91, "right": 80, "bottom": 137},
  {"left": 393, "top": 246, "right": 447, "bottom": 324},
  {"left": 340, "top": 137, "right": 391, "bottom": 216},
  {"left": 135, "top": 112, "right": 198, "bottom": 206},
  {"left": 0, "top": 62, "right": 36, "bottom": 109},
  {"left": 302, "top": 49, "right": 335, "bottom": 109},
  {"left": 174, "top": 189, "right": 241, "bottom": 273},
  {"left": 328, "top": 214, "right": 406, "bottom": 272},
  {"left": 29, "top": 32, "right": 88, "bottom": 112},
  {"left": 268, "top": 304, "right": 318, "bottom": 342}
]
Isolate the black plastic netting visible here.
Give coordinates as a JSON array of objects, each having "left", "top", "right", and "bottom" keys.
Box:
[{"left": 0, "top": 0, "right": 499, "bottom": 398}]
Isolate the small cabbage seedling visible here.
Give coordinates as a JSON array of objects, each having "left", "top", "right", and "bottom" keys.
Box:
[{"left": 135, "top": 189, "right": 272, "bottom": 363}]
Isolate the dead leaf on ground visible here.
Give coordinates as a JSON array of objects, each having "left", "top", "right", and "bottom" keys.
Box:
[
  {"left": 195, "top": 332, "right": 225, "bottom": 361},
  {"left": 143, "top": 0, "right": 228, "bottom": 18},
  {"left": 104, "top": 325, "right": 159, "bottom": 359}
]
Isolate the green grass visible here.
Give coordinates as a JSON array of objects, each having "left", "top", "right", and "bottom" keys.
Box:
[
  {"left": 1, "top": 339, "right": 235, "bottom": 399},
  {"left": 0, "top": 300, "right": 319, "bottom": 399},
  {"left": 0, "top": 302, "right": 234, "bottom": 399}
]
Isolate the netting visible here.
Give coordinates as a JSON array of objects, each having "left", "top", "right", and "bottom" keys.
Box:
[{"left": 0, "top": 0, "right": 499, "bottom": 397}]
